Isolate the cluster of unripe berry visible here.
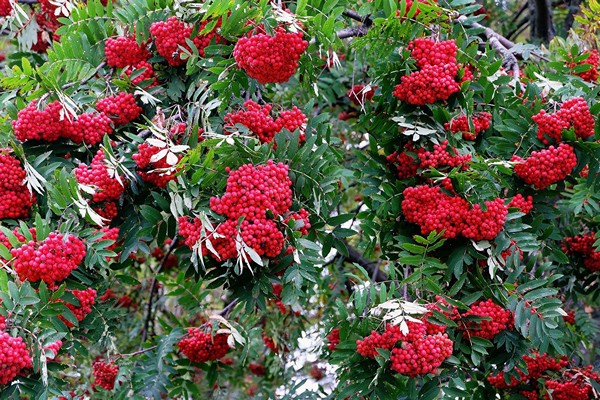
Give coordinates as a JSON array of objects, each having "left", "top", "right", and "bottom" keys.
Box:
[
  {"left": 0, "top": 331, "right": 32, "bottom": 385},
  {"left": 393, "top": 38, "right": 466, "bottom": 105},
  {"left": 11, "top": 232, "right": 86, "bottom": 288},
  {"left": 75, "top": 149, "right": 125, "bottom": 207},
  {"left": 233, "top": 27, "right": 308, "bottom": 84},
  {"left": 444, "top": 112, "right": 492, "bottom": 140},
  {"left": 512, "top": 143, "right": 577, "bottom": 190},
  {"left": 562, "top": 232, "right": 600, "bottom": 272},
  {"left": 224, "top": 100, "right": 307, "bottom": 144},
  {"left": 92, "top": 360, "right": 119, "bottom": 390},
  {"left": 179, "top": 161, "right": 310, "bottom": 263},
  {"left": 0, "top": 151, "right": 36, "bottom": 219},
  {"left": 177, "top": 327, "right": 230, "bottom": 363},
  {"left": 532, "top": 97, "right": 595, "bottom": 144},
  {"left": 402, "top": 185, "right": 508, "bottom": 240},
  {"left": 149, "top": 17, "right": 224, "bottom": 66},
  {"left": 568, "top": 49, "right": 599, "bottom": 82},
  {"left": 356, "top": 320, "right": 453, "bottom": 377}
]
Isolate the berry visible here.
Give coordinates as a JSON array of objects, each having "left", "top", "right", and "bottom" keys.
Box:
[
  {"left": 562, "top": 232, "right": 600, "bottom": 272},
  {"left": 132, "top": 142, "right": 181, "bottom": 188},
  {"left": 284, "top": 209, "right": 311, "bottom": 236},
  {"left": 59, "top": 288, "right": 97, "bottom": 328},
  {"left": 122, "top": 61, "right": 158, "bottom": 87},
  {"left": 459, "top": 299, "right": 511, "bottom": 340},
  {"left": 177, "top": 327, "right": 230, "bottom": 363},
  {"left": 11, "top": 232, "right": 86, "bottom": 288},
  {"left": 249, "top": 362, "right": 266, "bottom": 376},
  {"left": 563, "top": 310, "right": 576, "bottom": 325},
  {"left": 508, "top": 194, "right": 533, "bottom": 214},
  {"left": 64, "top": 112, "right": 113, "bottom": 145},
  {"left": 233, "top": 27, "right": 308, "bottom": 84},
  {"left": 44, "top": 340, "right": 63, "bottom": 361},
  {"left": 568, "top": 49, "right": 599, "bottom": 82},
  {"left": 150, "top": 17, "right": 224, "bottom": 66},
  {"left": 327, "top": 328, "right": 340, "bottom": 351},
  {"left": 402, "top": 185, "right": 507, "bottom": 240},
  {"left": 0, "top": 151, "right": 36, "bottom": 219},
  {"left": 92, "top": 361, "right": 119, "bottom": 390},
  {"left": 512, "top": 143, "right": 577, "bottom": 190},
  {"left": 0, "top": 332, "right": 32, "bottom": 385},
  {"left": 417, "top": 140, "right": 471, "bottom": 170},
  {"left": 96, "top": 93, "right": 142, "bottom": 126},
  {"left": 224, "top": 100, "right": 307, "bottom": 144},
  {"left": 0, "top": 0, "right": 13, "bottom": 17},
  {"left": 12, "top": 101, "right": 65, "bottom": 142},
  {"left": 104, "top": 36, "right": 150, "bottom": 68},
  {"left": 444, "top": 112, "right": 492, "bottom": 140},
  {"left": 389, "top": 334, "right": 453, "bottom": 377},
  {"left": 393, "top": 38, "right": 461, "bottom": 105},
  {"left": 75, "top": 150, "right": 125, "bottom": 203},
  {"left": 532, "top": 97, "right": 595, "bottom": 144}
]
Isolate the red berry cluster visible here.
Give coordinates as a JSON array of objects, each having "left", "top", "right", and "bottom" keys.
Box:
[
  {"left": 532, "top": 97, "right": 595, "bottom": 144},
  {"left": 44, "top": 340, "right": 63, "bottom": 361},
  {"left": 459, "top": 299, "right": 511, "bottom": 340},
  {"left": 96, "top": 93, "right": 142, "bottom": 127},
  {"left": 512, "top": 143, "right": 577, "bottom": 190},
  {"left": 347, "top": 84, "right": 376, "bottom": 105},
  {"left": 104, "top": 36, "right": 150, "bottom": 68},
  {"left": 150, "top": 17, "right": 223, "bottom": 66},
  {"left": 397, "top": 0, "right": 438, "bottom": 17},
  {"left": 562, "top": 232, "right": 600, "bottom": 272},
  {"left": 568, "top": 49, "right": 599, "bottom": 82},
  {"left": 417, "top": 140, "right": 471, "bottom": 170},
  {"left": 0, "top": 151, "right": 36, "bottom": 219},
  {"left": 75, "top": 150, "right": 125, "bottom": 203},
  {"left": 356, "top": 321, "right": 453, "bottom": 377},
  {"left": 0, "top": 332, "right": 32, "bottom": 385},
  {"left": 402, "top": 185, "right": 507, "bottom": 240},
  {"left": 389, "top": 333, "right": 454, "bottom": 377},
  {"left": 13, "top": 101, "right": 114, "bottom": 145},
  {"left": 0, "top": 0, "right": 12, "bottom": 17},
  {"left": 444, "top": 112, "right": 492, "bottom": 140},
  {"left": 508, "top": 194, "right": 533, "bottom": 214},
  {"left": 563, "top": 310, "right": 576, "bottom": 325},
  {"left": 284, "top": 208, "right": 311, "bottom": 236},
  {"left": 132, "top": 142, "right": 181, "bottom": 188},
  {"left": 59, "top": 288, "right": 97, "bottom": 327},
  {"left": 122, "top": 61, "right": 158, "bottom": 87},
  {"left": 326, "top": 328, "right": 340, "bottom": 351},
  {"left": 393, "top": 38, "right": 462, "bottom": 105},
  {"left": 92, "top": 361, "right": 119, "bottom": 390},
  {"left": 233, "top": 27, "right": 308, "bottom": 84},
  {"left": 179, "top": 162, "right": 308, "bottom": 262},
  {"left": 94, "top": 201, "right": 118, "bottom": 223},
  {"left": 386, "top": 143, "right": 420, "bottom": 179},
  {"left": 177, "top": 327, "right": 230, "bottom": 363},
  {"left": 224, "top": 100, "right": 307, "bottom": 144},
  {"left": 488, "top": 353, "right": 567, "bottom": 389},
  {"left": 249, "top": 362, "right": 266, "bottom": 376},
  {"left": 11, "top": 232, "right": 86, "bottom": 288}
]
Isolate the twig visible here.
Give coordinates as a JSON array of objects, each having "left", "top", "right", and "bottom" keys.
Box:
[
  {"left": 342, "top": 10, "right": 373, "bottom": 27},
  {"left": 337, "top": 25, "right": 369, "bottom": 39},
  {"left": 140, "top": 236, "right": 179, "bottom": 346},
  {"left": 344, "top": 243, "right": 388, "bottom": 283},
  {"left": 61, "top": 61, "right": 107, "bottom": 90}
]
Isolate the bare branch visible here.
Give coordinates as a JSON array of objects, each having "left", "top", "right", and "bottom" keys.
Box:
[{"left": 337, "top": 25, "right": 369, "bottom": 39}]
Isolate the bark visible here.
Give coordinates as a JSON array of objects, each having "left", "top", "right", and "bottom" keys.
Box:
[{"left": 528, "top": 0, "right": 555, "bottom": 43}]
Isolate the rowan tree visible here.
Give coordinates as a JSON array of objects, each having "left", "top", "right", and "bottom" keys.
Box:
[{"left": 0, "top": 0, "right": 599, "bottom": 399}]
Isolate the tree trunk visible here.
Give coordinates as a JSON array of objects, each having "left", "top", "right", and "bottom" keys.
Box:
[{"left": 529, "top": 0, "right": 555, "bottom": 43}]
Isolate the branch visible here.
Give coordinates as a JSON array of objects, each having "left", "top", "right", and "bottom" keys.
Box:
[
  {"left": 507, "top": 17, "right": 530, "bottom": 41},
  {"left": 337, "top": 25, "right": 369, "bottom": 39},
  {"left": 342, "top": 10, "right": 373, "bottom": 27},
  {"left": 344, "top": 243, "right": 388, "bottom": 283},
  {"left": 140, "top": 236, "right": 179, "bottom": 346},
  {"left": 61, "top": 61, "right": 107, "bottom": 90}
]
